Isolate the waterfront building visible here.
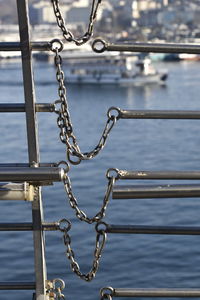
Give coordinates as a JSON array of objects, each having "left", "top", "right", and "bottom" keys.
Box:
[{"left": 29, "top": 0, "right": 103, "bottom": 31}]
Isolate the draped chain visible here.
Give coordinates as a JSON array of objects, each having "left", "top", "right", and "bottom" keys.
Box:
[
  {"left": 50, "top": 40, "right": 120, "bottom": 165},
  {"left": 51, "top": 0, "right": 102, "bottom": 46}
]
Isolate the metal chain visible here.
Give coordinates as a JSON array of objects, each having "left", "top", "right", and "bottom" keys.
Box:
[
  {"left": 51, "top": 0, "right": 102, "bottom": 46},
  {"left": 101, "top": 296, "right": 113, "bottom": 300},
  {"left": 60, "top": 162, "right": 117, "bottom": 224},
  {"left": 59, "top": 219, "right": 107, "bottom": 282},
  {"left": 50, "top": 39, "right": 120, "bottom": 165}
]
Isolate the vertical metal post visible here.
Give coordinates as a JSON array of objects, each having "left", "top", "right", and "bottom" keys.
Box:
[{"left": 16, "top": 0, "right": 47, "bottom": 299}]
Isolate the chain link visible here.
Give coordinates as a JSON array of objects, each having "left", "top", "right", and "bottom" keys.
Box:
[
  {"left": 101, "top": 294, "right": 113, "bottom": 300},
  {"left": 51, "top": 40, "right": 120, "bottom": 165},
  {"left": 62, "top": 167, "right": 116, "bottom": 224},
  {"left": 59, "top": 219, "right": 107, "bottom": 281},
  {"left": 51, "top": 0, "right": 102, "bottom": 46}
]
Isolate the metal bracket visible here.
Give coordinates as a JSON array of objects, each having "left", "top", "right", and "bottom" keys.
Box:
[{"left": 46, "top": 280, "right": 55, "bottom": 300}]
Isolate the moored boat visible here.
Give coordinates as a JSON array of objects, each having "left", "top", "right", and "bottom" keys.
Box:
[{"left": 61, "top": 51, "right": 168, "bottom": 86}]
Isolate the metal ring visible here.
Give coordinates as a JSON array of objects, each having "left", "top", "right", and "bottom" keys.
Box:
[
  {"left": 67, "top": 150, "right": 82, "bottom": 165},
  {"left": 53, "top": 99, "right": 62, "bottom": 114},
  {"left": 100, "top": 287, "right": 114, "bottom": 298},
  {"left": 107, "top": 107, "right": 121, "bottom": 120},
  {"left": 50, "top": 39, "right": 64, "bottom": 52},
  {"left": 95, "top": 221, "right": 108, "bottom": 234},
  {"left": 92, "top": 39, "right": 107, "bottom": 53},
  {"left": 53, "top": 278, "right": 66, "bottom": 291},
  {"left": 58, "top": 219, "right": 71, "bottom": 232},
  {"left": 106, "top": 168, "right": 119, "bottom": 180},
  {"left": 57, "top": 160, "right": 70, "bottom": 173}
]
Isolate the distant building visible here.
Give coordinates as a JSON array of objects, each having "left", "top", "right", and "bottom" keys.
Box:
[
  {"left": 132, "top": 0, "right": 164, "bottom": 27},
  {"left": 158, "top": 5, "right": 194, "bottom": 27},
  {"left": 65, "top": 0, "right": 91, "bottom": 30},
  {"left": 30, "top": 0, "right": 103, "bottom": 31},
  {"left": 29, "top": 0, "right": 67, "bottom": 24}
]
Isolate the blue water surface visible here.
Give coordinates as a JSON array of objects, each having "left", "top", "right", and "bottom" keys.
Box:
[{"left": 0, "top": 60, "right": 200, "bottom": 299}]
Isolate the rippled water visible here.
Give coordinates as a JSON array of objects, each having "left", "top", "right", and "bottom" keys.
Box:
[{"left": 1, "top": 60, "right": 200, "bottom": 299}]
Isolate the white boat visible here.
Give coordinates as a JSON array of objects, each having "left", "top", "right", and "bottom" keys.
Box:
[{"left": 61, "top": 51, "right": 168, "bottom": 86}]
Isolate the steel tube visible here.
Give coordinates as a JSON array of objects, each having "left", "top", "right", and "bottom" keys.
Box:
[
  {"left": 92, "top": 39, "right": 200, "bottom": 54},
  {"left": 17, "top": 1, "right": 49, "bottom": 298},
  {"left": 113, "top": 184, "right": 200, "bottom": 199},
  {"left": 117, "top": 170, "right": 200, "bottom": 180},
  {"left": 0, "top": 222, "right": 59, "bottom": 231},
  {"left": 0, "top": 223, "right": 33, "bottom": 231},
  {"left": 0, "top": 167, "right": 64, "bottom": 182},
  {"left": 105, "top": 224, "right": 200, "bottom": 235},
  {"left": 0, "top": 42, "right": 50, "bottom": 51},
  {"left": 119, "top": 109, "right": 200, "bottom": 119},
  {"left": 112, "top": 288, "right": 200, "bottom": 297},
  {"left": 0, "top": 103, "right": 55, "bottom": 113},
  {"left": 0, "top": 183, "right": 33, "bottom": 201},
  {"left": 0, "top": 163, "right": 57, "bottom": 167},
  {"left": 0, "top": 282, "right": 35, "bottom": 290}
]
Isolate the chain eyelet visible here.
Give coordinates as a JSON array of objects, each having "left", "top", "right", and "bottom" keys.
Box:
[
  {"left": 95, "top": 222, "right": 108, "bottom": 234},
  {"left": 92, "top": 39, "right": 107, "bottom": 53},
  {"left": 107, "top": 107, "right": 121, "bottom": 120},
  {"left": 106, "top": 168, "right": 119, "bottom": 180},
  {"left": 50, "top": 39, "right": 64, "bottom": 52},
  {"left": 100, "top": 287, "right": 114, "bottom": 299},
  {"left": 58, "top": 219, "right": 71, "bottom": 232}
]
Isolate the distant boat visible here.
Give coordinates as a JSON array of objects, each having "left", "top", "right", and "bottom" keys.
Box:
[
  {"left": 61, "top": 51, "right": 168, "bottom": 85},
  {"left": 150, "top": 52, "right": 200, "bottom": 62},
  {"left": 150, "top": 53, "right": 180, "bottom": 62},
  {"left": 178, "top": 53, "right": 200, "bottom": 61}
]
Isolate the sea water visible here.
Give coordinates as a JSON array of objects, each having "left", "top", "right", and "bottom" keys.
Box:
[{"left": 0, "top": 60, "right": 200, "bottom": 299}]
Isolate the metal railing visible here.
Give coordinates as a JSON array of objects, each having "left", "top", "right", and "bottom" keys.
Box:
[
  {"left": 92, "top": 38, "right": 200, "bottom": 54},
  {"left": 0, "top": 0, "right": 64, "bottom": 299},
  {"left": 2, "top": 1, "right": 200, "bottom": 299}
]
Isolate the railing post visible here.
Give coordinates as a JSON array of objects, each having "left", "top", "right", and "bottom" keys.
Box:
[{"left": 16, "top": 0, "right": 48, "bottom": 298}]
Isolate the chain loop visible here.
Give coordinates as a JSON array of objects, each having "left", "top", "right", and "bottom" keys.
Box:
[
  {"left": 59, "top": 221, "right": 107, "bottom": 281},
  {"left": 62, "top": 167, "right": 116, "bottom": 224},
  {"left": 51, "top": 40, "right": 120, "bottom": 165},
  {"left": 51, "top": 0, "right": 102, "bottom": 46}
]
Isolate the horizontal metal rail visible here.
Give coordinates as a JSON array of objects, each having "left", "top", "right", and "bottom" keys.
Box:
[
  {"left": 104, "top": 224, "right": 200, "bottom": 235},
  {"left": 113, "top": 184, "right": 200, "bottom": 199},
  {"left": 0, "top": 222, "right": 59, "bottom": 231},
  {"left": 108, "top": 288, "right": 200, "bottom": 297},
  {"left": 0, "top": 103, "right": 55, "bottom": 113},
  {"left": 0, "top": 163, "right": 58, "bottom": 168},
  {"left": 92, "top": 39, "right": 200, "bottom": 54},
  {"left": 118, "top": 109, "right": 200, "bottom": 119},
  {"left": 0, "top": 167, "right": 64, "bottom": 183},
  {"left": 117, "top": 170, "right": 200, "bottom": 180},
  {"left": 0, "top": 282, "right": 35, "bottom": 290},
  {"left": 0, "top": 42, "right": 51, "bottom": 51}
]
